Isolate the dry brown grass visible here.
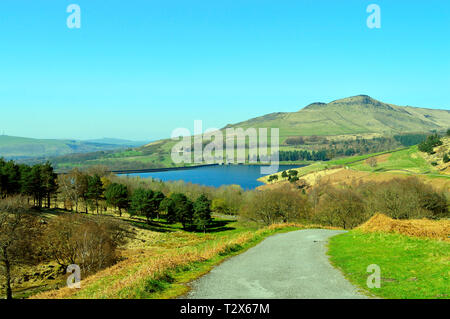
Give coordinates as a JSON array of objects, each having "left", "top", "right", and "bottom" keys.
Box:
[
  {"left": 358, "top": 213, "right": 450, "bottom": 241},
  {"left": 31, "top": 231, "right": 253, "bottom": 299},
  {"left": 373, "top": 153, "right": 392, "bottom": 163},
  {"left": 293, "top": 168, "right": 449, "bottom": 191},
  {"left": 33, "top": 222, "right": 328, "bottom": 299}
]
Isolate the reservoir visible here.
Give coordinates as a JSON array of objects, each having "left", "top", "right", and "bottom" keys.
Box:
[{"left": 120, "top": 164, "right": 304, "bottom": 190}]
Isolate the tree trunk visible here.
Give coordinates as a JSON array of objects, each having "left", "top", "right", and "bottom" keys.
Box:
[{"left": 3, "top": 248, "right": 12, "bottom": 300}]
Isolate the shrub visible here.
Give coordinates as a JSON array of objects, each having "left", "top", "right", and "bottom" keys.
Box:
[
  {"left": 241, "top": 185, "right": 309, "bottom": 225},
  {"left": 313, "top": 186, "right": 368, "bottom": 229},
  {"left": 364, "top": 177, "right": 448, "bottom": 219},
  {"left": 211, "top": 198, "right": 230, "bottom": 215},
  {"left": 43, "top": 214, "right": 130, "bottom": 274},
  {"left": 418, "top": 134, "right": 443, "bottom": 154},
  {"left": 366, "top": 157, "right": 378, "bottom": 168}
]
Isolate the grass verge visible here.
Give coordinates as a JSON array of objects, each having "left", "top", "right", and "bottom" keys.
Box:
[{"left": 328, "top": 231, "right": 450, "bottom": 299}]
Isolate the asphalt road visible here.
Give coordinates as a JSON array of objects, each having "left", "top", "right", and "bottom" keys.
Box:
[{"left": 185, "top": 229, "right": 368, "bottom": 299}]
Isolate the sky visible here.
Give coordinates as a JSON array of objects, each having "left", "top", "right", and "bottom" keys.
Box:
[{"left": 0, "top": 0, "right": 449, "bottom": 141}]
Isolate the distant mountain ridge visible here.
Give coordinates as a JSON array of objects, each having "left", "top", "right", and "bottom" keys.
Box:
[
  {"left": 0, "top": 135, "right": 147, "bottom": 160},
  {"left": 84, "top": 138, "right": 149, "bottom": 147},
  {"left": 227, "top": 95, "right": 450, "bottom": 140}
]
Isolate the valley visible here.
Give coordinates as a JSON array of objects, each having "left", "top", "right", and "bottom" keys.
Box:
[{"left": 29, "top": 95, "right": 450, "bottom": 172}]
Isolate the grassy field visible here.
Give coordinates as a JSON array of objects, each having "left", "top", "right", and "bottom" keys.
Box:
[
  {"left": 328, "top": 231, "right": 450, "bottom": 299},
  {"left": 30, "top": 214, "right": 308, "bottom": 299},
  {"left": 349, "top": 145, "right": 436, "bottom": 174}
]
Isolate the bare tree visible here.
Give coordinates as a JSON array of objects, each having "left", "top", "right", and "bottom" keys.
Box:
[
  {"left": 366, "top": 157, "right": 378, "bottom": 168},
  {"left": 43, "top": 214, "right": 130, "bottom": 275},
  {"left": 0, "top": 197, "right": 42, "bottom": 299}
]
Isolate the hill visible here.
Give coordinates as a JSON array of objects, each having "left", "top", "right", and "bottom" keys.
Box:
[
  {"left": 46, "top": 95, "right": 450, "bottom": 171},
  {"left": 84, "top": 138, "right": 148, "bottom": 147},
  {"left": 227, "top": 95, "right": 450, "bottom": 141},
  {"left": 0, "top": 135, "right": 143, "bottom": 160}
]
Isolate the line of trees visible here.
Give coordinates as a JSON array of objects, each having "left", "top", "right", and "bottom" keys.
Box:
[
  {"left": 0, "top": 159, "right": 57, "bottom": 208},
  {"left": 1, "top": 159, "right": 215, "bottom": 231},
  {"left": 279, "top": 150, "right": 330, "bottom": 161},
  {"left": 58, "top": 168, "right": 213, "bottom": 231},
  {"left": 0, "top": 196, "right": 130, "bottom": 299},
  {"left": 241, "top": 176, "right": 449, "bottom": 228}
]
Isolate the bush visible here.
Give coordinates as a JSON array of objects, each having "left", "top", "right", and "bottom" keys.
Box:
[
  {"left": 364, "top": 177, "right": 448, "bottom": 219},
  {"left": 418, "top": 134, "right": 443, "bottom": 154},
  {"left": 211, "top": 198, "right": 230, "bottom": 215},
  {"left": 43, "top": 214, "right": 130, "bottom": 274},
  {"left": 241, "top": 185, "right": 309, "bottom": 225},
  {"left": 366, "top": 157, "right": 378, "bottom": 168},
  {"left": 313, "top": 186, "right": 368, "bottom": 229}
]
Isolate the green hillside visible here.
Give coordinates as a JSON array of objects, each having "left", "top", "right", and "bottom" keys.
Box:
[
  {"left": 46, "top": 95, "right": 450, "bottom": 171},
  {"left": 228, "top": 95, "right": 450, "bottom": 141}
]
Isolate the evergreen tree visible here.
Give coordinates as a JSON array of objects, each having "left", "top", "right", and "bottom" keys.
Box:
[
  {"left": 105, "top": 183, "right": 129, "bottom": 216},
  {"left": 152, "top": 191, "right": 165, "bottom": 219},
  {"left": 130, "top": 188, "right": 156, "bottom": 222},
  {"left": 160, "top": 197, "right": 176, "bottom": 223},
  {"left": 41, "top": 162, "right": 58, "bottom": 208},
  {"left": 193, "top": 194, "right": 212, "bottom": 233},
  {"left": 86, "top": 174, "right": 104, "bottom": 214},
  {"left": 170, "top": 193, "right": 194, "bottom": 229}
]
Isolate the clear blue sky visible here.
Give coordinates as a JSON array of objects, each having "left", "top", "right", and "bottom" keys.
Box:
[{"left": 0, "top": 0, "right": 449, "bottom": 140}]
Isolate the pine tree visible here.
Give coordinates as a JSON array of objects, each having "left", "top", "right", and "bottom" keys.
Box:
[
  {"left": 87, "top": 174, "right": 104, "bottom": 214},
  {"left": 105, "top": 183, "right": 129, "bottom": 216},
  {"left": 193, "top": 194, "right": 212, "bottom": 233}
]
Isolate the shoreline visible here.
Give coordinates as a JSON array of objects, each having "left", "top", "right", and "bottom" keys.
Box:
[{"left": 113, "top": 162, "right": 308, "bottom": 175}]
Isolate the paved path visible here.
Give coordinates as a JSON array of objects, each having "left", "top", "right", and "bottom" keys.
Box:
[{"left": 185, "top": 229, "right": 367, "bottom": 299}]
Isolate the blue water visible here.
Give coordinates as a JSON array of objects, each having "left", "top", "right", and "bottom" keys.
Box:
[{"left": 122, "top": 164, "right": 304, "bottom": 190}]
